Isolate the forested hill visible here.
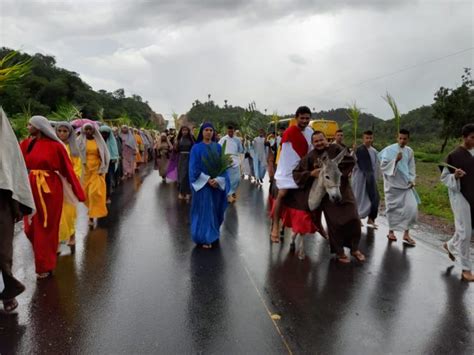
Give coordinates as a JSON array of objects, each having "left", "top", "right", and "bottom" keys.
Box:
[{"left": 0, "top": 47, "right": 164, "bottom": 128}]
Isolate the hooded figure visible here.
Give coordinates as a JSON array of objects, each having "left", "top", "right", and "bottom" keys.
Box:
[
  {"left": 120, "top": 125, "right": 137, "bottom": 178},
  {"left": 78, "top": 123, "right": 110, "bottom": 220},
  {"left": 0, "top": 108, "right": 35, "bottom": 311},
  {"left": 54, "top": 121, "right": 83, "bottom": 248},
  {"left": 20, "top": 115, "right": 85, "bottom": 279},
  {"left": 99, "top": 125, "right": 120, "bottom": 201},
  {"left": 189, "top": 123, "right": 230, "bottom": 247}
]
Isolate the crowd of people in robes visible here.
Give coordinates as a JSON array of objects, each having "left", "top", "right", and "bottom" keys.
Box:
[{"left": 1, "top": 103, "right": 473, "bottom": 313}]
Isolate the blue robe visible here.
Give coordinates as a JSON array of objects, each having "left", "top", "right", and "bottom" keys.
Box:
[{"left": 189, "top": 142, "right": 230, "bottom": 245}]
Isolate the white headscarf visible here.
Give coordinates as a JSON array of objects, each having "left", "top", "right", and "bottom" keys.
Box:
[
  {"left": 77, "top": 123, "right": 110, "bottom": 174},
  {"left": 54, "top": 121, "right": 82, "bottom": 159},
  {"left": 29, "top": 115, "right": 63, "bottom": 145},
  {"left": 0, "top": 108, "right": 36, "bottom": 213}
]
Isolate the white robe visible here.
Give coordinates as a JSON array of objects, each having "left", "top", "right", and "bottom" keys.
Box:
[
  {"left": 441, "top": 161, "right": 473, "bottom": 271},
  {"left": 352, "top": 146, "right": 379, "bottom": 218},
  {"left": 379, "top": 145, "right": 419, "bottom": 231},
  {"left": 275, "top": 127, "right": 313, "bottom": 189}
]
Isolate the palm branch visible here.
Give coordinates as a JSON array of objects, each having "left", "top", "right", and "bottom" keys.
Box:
[
  {"left": 49, "top": 102, "right": 82, "bottom": 121},
  {"left": 346, "top": 102, "right": 361, "bottom": 146},
  {"left": 382, "top": 92, "right": 401, "bottom": 138},
  {"left": 202, "top": 140, "right": 233, "bottom": 178},
  {"left": 0, "top": 51, "right": 32, "bottom": 90}
]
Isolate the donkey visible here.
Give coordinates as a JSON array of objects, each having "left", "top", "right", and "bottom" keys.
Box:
[{"left": 291, "top": 148, "right": 347, "bottom": 260}]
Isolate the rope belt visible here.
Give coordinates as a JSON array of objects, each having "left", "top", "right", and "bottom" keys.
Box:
[{"left": 31, "top": 170, "right": 52, "bottom": 228}]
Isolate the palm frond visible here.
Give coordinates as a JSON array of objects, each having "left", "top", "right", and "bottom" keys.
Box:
[
  {"left": 49, "top": 102, "right": 82, "bottom": 121},
  {"left": 382, "top": 92, "right": 401, "bottom": 137},
  {"left": 346, "top": 102, "right": 361, "bottom": 146},
  {"left": 0, "top": 51, "right": 32, "bottom": 90},
  {"left": 202, "top": 140, "right": 233, "bottom": 178}
]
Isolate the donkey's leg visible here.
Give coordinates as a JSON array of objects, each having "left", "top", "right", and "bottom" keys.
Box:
[{"left": 298, "top": 234, "right": 305, "bottom": 260}]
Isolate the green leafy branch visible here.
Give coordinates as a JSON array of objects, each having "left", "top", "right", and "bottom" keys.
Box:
[
  {"left": 346, "top": 102, "right": 361, "bottom": 146},
  {"left": 382, "top": 92, "right": 401, "bottom": 138},
  {"left": 202, "top": 140, "right": 233, "bottom": 178},
  {"left": 0, "top": 50, "right": 32, "bottom": 90}
]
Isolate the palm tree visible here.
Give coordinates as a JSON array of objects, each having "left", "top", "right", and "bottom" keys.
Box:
[{"left": 224, "top": 99, "right": 228, "bottom": 108}]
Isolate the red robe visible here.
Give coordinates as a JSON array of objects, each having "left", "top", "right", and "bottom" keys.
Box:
[{"left": 20, "top": 137, "right": 85, "bottom": 273}]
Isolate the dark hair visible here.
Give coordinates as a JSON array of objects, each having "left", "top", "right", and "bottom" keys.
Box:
[
  {"left": 312, "top": 130, "right": 326, "bottom": 138},
  {"left": 363, "top": 130, "right": 373, "bottom": 135},
  {"left": 399, "top": 129, "right": 410, "bottom": 137},
  {"left": 461, "top": 123, "right": 474, "bottom": 137},
  {"left": 227, "top": 124, "right": 235, "bottom": 130},
  {"left": 177, "top": 126, "right": 195, "bottom": 144},
  {"left": 336, "top": 129, "right": 343, "bottom": 134},
  {"left": 295, "top": 106, "right": 312, "bottom": 117}
]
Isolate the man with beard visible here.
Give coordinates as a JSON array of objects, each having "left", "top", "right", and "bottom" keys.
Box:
[{"left": 292, "top": 131, "right": 365, "bottom": 263}]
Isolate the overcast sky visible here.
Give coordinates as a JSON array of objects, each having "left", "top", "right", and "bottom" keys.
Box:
[{"left": 1, "top": 0, "right": 472, "bottom": 119}]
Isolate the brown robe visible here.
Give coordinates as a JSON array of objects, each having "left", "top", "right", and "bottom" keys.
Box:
[
  {"left": 292, "top": 145, "right": 361, "bottom": 254},
  {"left": 446, "top": 146, "right": 474, "bottom": 224}
]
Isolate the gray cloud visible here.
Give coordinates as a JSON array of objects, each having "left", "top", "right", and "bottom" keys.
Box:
[{"left": 1, "top": 0, "right": 472, "bottom": 119}]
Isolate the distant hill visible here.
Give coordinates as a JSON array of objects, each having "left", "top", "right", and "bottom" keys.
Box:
[{"left": 0, "top": 47, "right": 165, "bottom": 129}]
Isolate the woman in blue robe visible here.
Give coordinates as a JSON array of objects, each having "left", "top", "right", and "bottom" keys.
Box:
[{"left": 189, "top": 123, "right": 230, "bottom": 248}]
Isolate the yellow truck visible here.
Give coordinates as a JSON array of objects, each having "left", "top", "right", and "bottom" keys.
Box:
[{"left": 277, "top": 118, "right": 340, "bottom": 142}]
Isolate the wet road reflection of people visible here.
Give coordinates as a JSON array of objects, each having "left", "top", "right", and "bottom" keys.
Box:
[
  {"left": 187, "top": 247, "right": 228, "bottom": 353},
  {"left": 423, "top": 266, "right": 473, "bottom": 354}
]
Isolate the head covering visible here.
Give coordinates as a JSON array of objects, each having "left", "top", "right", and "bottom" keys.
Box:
[
  {"left": 177, "top": 126, "right": 195, "bottom": 144},
  {"left": 120, "top": 125, "right": 137, "bottom": 150},
  {"left": 196, "top": 122, "right": 217, "bottom": 143},
  {"left": 0, "top": 108, "right": 35, "bottom": 213},
  {"left": 54, "top": 121, "right": 82, "bottom": 158},
  {"left": 99, "top": 125, "right": 119, "bottom": 160},
  {"left": 78, "top": 123, "right": 110, "bottom": 174},
  {"left": 29, "top": 115, "right": 63, "bottom": 144}
]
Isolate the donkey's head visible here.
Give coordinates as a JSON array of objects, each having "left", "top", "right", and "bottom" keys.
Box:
[{"left": 318, "top": 148, "right": 347, "bottom": 203}]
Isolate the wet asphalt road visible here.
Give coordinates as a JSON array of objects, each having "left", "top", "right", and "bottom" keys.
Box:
[{"left": 1, "top": 165, "right": 473, "bottom": 354}]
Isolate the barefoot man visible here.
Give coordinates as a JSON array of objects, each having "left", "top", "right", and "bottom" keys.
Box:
[
  {"left": 270, "top": 106, "right": 313, "bottom": 243},
  {"left": 441, "top": 123, "right": 474, "bottom": 282},
  {"left": 379, "top": 129, "right": 419, "bottom": 246}
]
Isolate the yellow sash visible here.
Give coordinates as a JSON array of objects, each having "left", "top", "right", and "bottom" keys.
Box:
[{"left": 31, "top": 170, "right": 51, "bottom": 228}]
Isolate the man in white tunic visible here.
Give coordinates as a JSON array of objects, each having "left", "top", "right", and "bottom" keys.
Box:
[
  {"left": 378, "top": 129, "right": 419, "bottom": 245},
  {"left": 352, "top": 130, "right": 380, "bottom": 227},
  {"left": 219, "top": 124, "right": 244, "bottom": 203},
  {"left": 252, "top": 129, "right": 268, "bottom": 185},
  {"left": 270, "top": 106, "right": 313, "bottom": 243},
  {"left": 441, "top": 123, "right": 474, "bottom": 282}
]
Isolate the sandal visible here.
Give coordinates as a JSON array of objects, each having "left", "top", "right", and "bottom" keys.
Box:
[
  {"left": 443, "top": 243, "right": 455, "bottom": 262},
  {"left": 270, "top": 233, "right": 280, "bottom": 243},
  {"left": 3, "top": 298, "right": 18, "bottom": 313},
  {"left": 336, "top": 254, "right": 351, "bottom": 264},
  {"left": 387, "top": 234, "right": 397, "bottom": 242},
  {"left": 36, "top": 271, "right": 52, "bottom": 280},
  {"left": 351, "top": 250, "right": 366, "bottom": 262},
  {"left": 403, "top": 236, "right": 416, "bottom": 246}
]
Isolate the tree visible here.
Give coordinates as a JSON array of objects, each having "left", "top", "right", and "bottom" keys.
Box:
[{"left": 433, "top": 68, "right": 474, "bottom": 153}]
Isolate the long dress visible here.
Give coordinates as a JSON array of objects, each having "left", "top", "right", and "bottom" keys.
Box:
[
  {"left": 59, "top": 144, "right": 82, "bottom": 242},
  {"left": 219, "top": 135, "right": 244, "bottom": 196},
  {"left": 253, "top": 136, "right": 268, "bottom": 180},
  {"left": 351, "top": 145, "right": 380, "bottom": 220},
  {"left": 134, "top": 133, "right": 144, "bottom": 164},
  {"left": 177, "top": 137, "right": 193, "bottom": 195},
  {"left": 293, "top": 145, "right": 361, "bottom": 254},
  {"left": 441, "top": 146, "right": 474, "bottom": 271},
  {"left": 156, "top": 141, "right": 171, "bottom": 178},
  {"left": 20, "top": 137, "right": 85, "bottom": 273},
  {"left": 379, "top": 144, "right": 420, "bottom": 232},
  {"left": 83, "top": 139, "right": 108, "bottom": 218},
  {"left": 189, "top": 142, "right": 230, "bottom": 245}
]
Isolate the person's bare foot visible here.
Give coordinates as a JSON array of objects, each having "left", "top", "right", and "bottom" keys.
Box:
[
  {"left": 202, "top": 244, "right": 212, "bottom": 249},
  {"left": 270, "top": 229, "right": 280, "bottom": 243},
  {"left": 3, "top": 298, "right": 18, "bottom": 313},
  {"left": 351, "top": 250, "right": 366, "bottom": 262},
  {"left": 461, "top": 270, "right": 474, "bottom": 282},
  {"left": 443, "top": 242, "right": 456, "bottom": 261},
  {"left": 178, "top": 193, "right": 184, "bottom": 200}
]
